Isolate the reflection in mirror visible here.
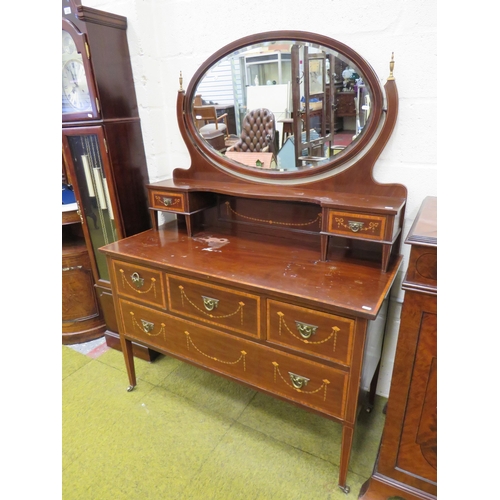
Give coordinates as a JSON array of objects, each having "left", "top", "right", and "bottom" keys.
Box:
[{"left": 192, "top": 40, "right": 373, "bottom": 173}]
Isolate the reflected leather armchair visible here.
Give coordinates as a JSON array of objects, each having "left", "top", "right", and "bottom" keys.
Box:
[
  {"left": 227, "top": 108, "right": 276, "bottom": 153},
  {"left": 193, "top": 105, "right": 229, "bottom": 139}
]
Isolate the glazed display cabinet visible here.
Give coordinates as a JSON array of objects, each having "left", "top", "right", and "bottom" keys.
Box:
[{"left": 61, "top": 0, "right": 155, "bottom": 359}]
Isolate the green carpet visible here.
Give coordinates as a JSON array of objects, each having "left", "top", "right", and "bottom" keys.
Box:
[{"left": 62, "top": 346, "right": 386, "bottom": 499}]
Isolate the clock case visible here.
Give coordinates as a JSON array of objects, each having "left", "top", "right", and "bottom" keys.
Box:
[{"left": 62, "top": 0, "right": 154, "bottom": 359}]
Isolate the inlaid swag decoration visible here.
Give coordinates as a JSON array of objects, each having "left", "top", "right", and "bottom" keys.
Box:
[
  {"left": 179, "top": 285, "right": 245, "bottom": 324},
  {"left": 272, "top": 361, "right": 330, "bottom": 401},
  {"left": 184, "top": 331, "right": 247, "bottom": 370},
  {"left": 129, "top": 311, "right": 166, "bottom": 340},
  {"left": 225, "top": 201, "right": 322, "bottom": 229},
  {"left": 120, "top": 269, "right": 157, "bottom": 297},
  {"left": 277, "top": 311, "right": 340, "bottom": 351}
]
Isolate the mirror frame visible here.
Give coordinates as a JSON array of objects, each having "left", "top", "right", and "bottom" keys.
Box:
[{"left": 183, "top": 30, "right": 384, "bottom": 181}]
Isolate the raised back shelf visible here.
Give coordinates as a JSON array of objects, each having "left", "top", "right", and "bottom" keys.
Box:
[{"left": 146, "top": 178, "right": 405, "bottom": 272}]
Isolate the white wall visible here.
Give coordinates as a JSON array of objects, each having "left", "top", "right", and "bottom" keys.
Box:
[{"left": 82, "top": 0, "right": 437, "bottom": 396}]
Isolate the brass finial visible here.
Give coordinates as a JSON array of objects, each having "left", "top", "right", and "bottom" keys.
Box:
[
  {"left": 179, "top": 71, "right": 183, "bottom": 91},
  {"left": 388, "top": 53, "right": 395, "bottom": 80}
]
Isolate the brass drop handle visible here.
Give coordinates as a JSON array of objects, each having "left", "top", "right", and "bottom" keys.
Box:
[
  {"left": 162, "top": 197, "right": 174, "bottom": 206},
  {"left": 202, "top": 296, "right": 219, "bottom": 311},
  {"left": 295, "top": 321, "right": 318, "bottom": 339},
  {"left": 348, "top": 221, "right": 364, "bottom": 232},
  {"left": 288, "top": 372, "right": 310, "bottom": 389},
  {"left": 130, "top": 272, "right": 144, "bottom": 288},
  {"left": 140, "top": 319, "right": 154, "bottom": 333}
]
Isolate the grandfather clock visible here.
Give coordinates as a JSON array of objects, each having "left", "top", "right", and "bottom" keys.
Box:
[{"left": 61, "top": 0, "right": 157, "bottom": 360}]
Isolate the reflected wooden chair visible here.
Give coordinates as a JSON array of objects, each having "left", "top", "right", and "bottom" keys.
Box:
[{"left": 193, "top": 105, "right": 229, "bottom": 139}]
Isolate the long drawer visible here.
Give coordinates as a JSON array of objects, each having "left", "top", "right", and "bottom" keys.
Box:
[
  {"left": 166, "top": 274, "right": 261, "bottom": 339},
  {"left": 118, "top": 298, "right": 348, "bottom": 419},
  {"left": 267, "top": 299, "right": 355, "bottom": 366}
]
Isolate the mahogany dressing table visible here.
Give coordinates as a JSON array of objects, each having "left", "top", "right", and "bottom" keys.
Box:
[{"left": 100, "top": 31, "right": 407, "bottom": 494}]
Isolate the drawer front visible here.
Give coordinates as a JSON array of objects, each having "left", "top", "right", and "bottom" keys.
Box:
[
  {"left": 119, "top": 299, "right": 257, "bottom": 383},
  {"left": 150, "top": 190, "right": 185, "bottom": 212},
  {"left": 167, "top": 274, "right": 261, "bottom": 338},
  {"left": 267, "top": 300, "right": 354, "bottom": 366},
  {"left": 327, "top": 210, "right": 386, "bottom": 241},
  {"left": 118, "top": 299, "right": 347, "bottom": 420},
  {"left": 112, "top": 260, "right": 166, "bottom": 309},
  {"left": 256, "top": 345, "right": 348, "bottom": 420}
]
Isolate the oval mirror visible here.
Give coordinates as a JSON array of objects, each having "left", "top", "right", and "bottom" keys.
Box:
[{"left": 185, "top": 31, "right": 383, "bottom": 179}]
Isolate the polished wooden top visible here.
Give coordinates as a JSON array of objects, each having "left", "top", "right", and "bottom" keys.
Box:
[
  {"left": 146, "top": 178, "right": 406, "bottom": 216},
  {"left": 100, "top": 222, "right": 402, "bottom": 320},
  {"left": 405, "top": 196, "right": 437, "bottom": 247}
]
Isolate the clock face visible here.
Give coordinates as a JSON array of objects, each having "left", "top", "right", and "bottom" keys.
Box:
[
  {"left": 62, "top": 30, "right": 93, "bottom": 114},
  {"left": 62, "top": 59, "right": 92, "bottom": 110}
]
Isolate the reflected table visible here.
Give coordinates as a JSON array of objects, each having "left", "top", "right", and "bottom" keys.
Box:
[
  {"left": 225, "top": 151, "right": 274, "bottom": 169},
  {"left": 278, "top": 118, "right": 294, "bottom": 146}
]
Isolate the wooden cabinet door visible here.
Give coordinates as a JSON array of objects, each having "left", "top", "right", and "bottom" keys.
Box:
[
  {"left": 397, "top": 309, "right": 437, "bottom": 482},
  {"left": 377, "top": 290, "right": 437, "bottom": 496}
]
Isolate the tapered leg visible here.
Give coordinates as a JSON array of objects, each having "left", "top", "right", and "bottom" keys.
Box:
[
  {"left": 120, "top": 335, "right": 137, "bottom": 391},
  {"left": 338, "top": 424, "right": 354, "bottom": 494}
]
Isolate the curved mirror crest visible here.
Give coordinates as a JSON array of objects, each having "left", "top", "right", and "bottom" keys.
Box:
[{"left": 190, "top": 37, "right": 376, "bottom": 175}]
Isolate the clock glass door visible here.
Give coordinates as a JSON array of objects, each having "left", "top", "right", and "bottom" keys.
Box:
[{"left": 62, "top": 127, "right": 122, "bottom": 283}]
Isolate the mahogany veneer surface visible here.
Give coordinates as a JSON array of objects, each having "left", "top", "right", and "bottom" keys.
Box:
[
  {"left": 101, "top": 221, "right": 403, "bottom": 494},
  {"left": 101, "top": 222, "right": 401, "bottom": 321}
]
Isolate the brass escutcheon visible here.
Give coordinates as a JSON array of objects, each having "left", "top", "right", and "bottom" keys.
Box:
[
  {"left": 140, "top": 319, "right": 154, "bottom": 333},
  {"left": 288, "top": 372, "right": 310, "bottom": 389},
  {"left": 202, "top": 296, "right": 219, "bottom": 311},
  {"left": 295, "top": 321, "right": 318, "bottom": 339},
  {"left": 348, "top": 221, "right": 364, "bottom": 232},
  {"left": 131, "top": 272, "right": 144, "bottom": 288}
]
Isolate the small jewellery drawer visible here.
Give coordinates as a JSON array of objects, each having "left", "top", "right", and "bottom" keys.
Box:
[
  {"left": 267, "top": 300, "right": 354, "bottom": 366},
  {"left": 149, "top": 190, "right": 185, "bottom": 213},
  {"left": 326, "top": 210, "right": 386, "bottom": 241},
  {"left": 167, "top": 274, "right": 261, "bottom": 338},
  {"left": 112, "top": 260, "right": 166, "bottom": 309}
]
